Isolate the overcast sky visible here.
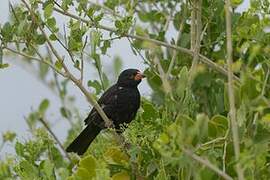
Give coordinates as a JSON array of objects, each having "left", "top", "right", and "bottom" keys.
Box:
[{"left": 0, "top": 0, "right": 250, "bottom": 156}]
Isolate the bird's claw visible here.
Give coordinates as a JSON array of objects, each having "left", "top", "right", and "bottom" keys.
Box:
[{"left": 105, "top": 120, "right": 114, "bottom": 128}]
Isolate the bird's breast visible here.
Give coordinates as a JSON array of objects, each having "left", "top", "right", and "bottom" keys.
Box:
[{"left": 112, "top": 88, "right": 140, "bottom": 126}]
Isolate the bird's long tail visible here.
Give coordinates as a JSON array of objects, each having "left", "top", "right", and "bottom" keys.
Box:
[{"left": 66, "top": 122, "right": 102, "bottom": 155}]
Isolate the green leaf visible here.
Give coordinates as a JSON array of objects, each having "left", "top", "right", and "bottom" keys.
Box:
[
  {"left": 114, "top": 16, "right": 133, "bottom": 34},
  {"left": 0, "top": 63, "right": 9, "bottom": 69},
  {"left": 231, "top": 0, "right": 243, "bottom": 7},
  {"left": 44, "top": 3, "right": 54, "bottom": 19},
  {"left": 90, "top": 30, "right": 102, "bottom": 53},
  {"left": 254, "top": 123, "right": 270, "bottom": 143},
  {"left": 113, "top": 56, "right": 122, "bottom": 76},
  {"left": 1, "top": 22, "right": 14, "bottom": 41},
  {"left": 74, "top": 60, "right": 80, "bottom": 70},
  {"left": 135, "top": 26, "right": 147, "bottom": 36},
  {"left": 15, "top": 142, "right": 24, "bottom": 157},
  {"left": 101, "top": 40, "right": 111, "bottom": 54},
  {"left": 16, "top": 160, "right": 39, "bottom": 179},
  {"left": 47, "top": 17, "right": 56, "bottom": 28},
  {"left": 173, "top": 11, "right": 182, "bottom": 30},
  {"left": 142, "top": 102, "right": 158, "bottom": 120},
  {"left": 79, "top": 155, "right": 96, "bottom": 170},
  {"left": 55, "top": 60, "right": 63, "bottom": 71},
  {"left": 76, "top": 168, "right": 91, "bottom": 179},
  {"left": 49, "top": 34, "right": 57, "bottom": 41},
  {"left": 39, "top": 99, "right": 50, "bottom": 115},
  {"left": 102, "top": 72, "right": 110, "bottom": 89},
  {"left": 40, "top": 160, "right": 54, "bottom": 178},
  {"left": 61, "top": 0, "right": 73, "bottom": 11},
  {"left": 112, "top": 171, "right": 130, "bottom": 180},
  {"left": 87, "top": 80, "right": 102, "bottom": 95},
  {"left": 35, "top": 34, "right": 46, "bottom": 45},
  {"left": 175, "top": 66, "right": 188, "bottom": 98},
  {"left": 68, "top": 21, "right": 86, "bottom": 51},
  {"left": 87, "top": 6, "right": 95, "bottom": 17},
  {"left": 60, "top": 107, "right": 71, "bottom": 119},
  {"left": 262, "top": 114, "right": 270, "bottom": 123},
  {"left": 74, "top": 155, "right": 97, "bottom": 178},
  {"left": 115, "top": 20, "right": 122, "bottom": 29},
  {"left": 208, "top": 115, "right": 228, "bottom": 138},
  {"left": 195, "top": 114, "right": 209, "bottom": 143},
  {"left": 50, "top": 146, "right": 64, "bottom": 168},
  {"left": 94, "top": 13, "right": 104, "bottom": 23},
  {"left": 2, "top": 131, "right": 16, "bottom": 142},
  {"left": 39, "top": 62, "right": 49, "bottom": 79},
  {"left": 92, "top": 53, "right": 101, "bottom": 70},
  {"left": 105, "top": 147, "right": 129, "bottom": 164},
  {"left": 158, "top": 133, "right": 170, "bottom": 144}
]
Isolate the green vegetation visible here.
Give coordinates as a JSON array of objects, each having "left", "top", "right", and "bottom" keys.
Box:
[{"left": 1, "top": 0, "right": 270, "bottom": 179}]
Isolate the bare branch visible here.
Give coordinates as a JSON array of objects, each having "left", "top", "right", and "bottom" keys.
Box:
[
  {"left": 88, "top": 1, "right": 122, "bottom": 18},
  {"left": 44, "top": 23, "right": 76, "bottom": 63},
  {"left": 189, "top": 0, "right": 202, "bottom": 83},
  {"left": 39, "top": 118, "right": 72, "bottom": 162},
  {"left": 225, "top": 1, "right": 244, "bottom": 179},
  {"left": 153, "top": 55, "right": 171, "bottom": 93},
  {"left": 19, "top": 5, "right": 139, "bottom": 175},
  {"left": 21, "top": 0, "right": 113, "bottom": 128},
  {"left": 3, "top": 47, "right": 66, "bottom": 77},
  {"left": 166, "top": 3, "right": 186, "bottom": 78},
  {"left": 182, "top": 148, "right": 233, "bottom": 180},
  {"left": 223, "top": 138, "right": 228, "bottom": 172},
  {"left": 190, "top": 0, "right": 196, "bottom": 50},
  {"left": 80, "top": 36, "right": 88, "bottom": 83},
  {"left": 52, "top": 6, "right": 240, "bottom": 82}
]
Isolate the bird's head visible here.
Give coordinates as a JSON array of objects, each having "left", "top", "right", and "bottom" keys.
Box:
[{"left": 117, "top": 69, "right": 145, "bottom": 87}]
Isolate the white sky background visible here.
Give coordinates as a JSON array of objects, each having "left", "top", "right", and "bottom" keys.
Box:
[{"left": 0, "top": 0, "right": 250, "bottom": 156}]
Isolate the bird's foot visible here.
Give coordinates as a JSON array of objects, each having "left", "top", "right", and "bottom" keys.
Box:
[{"left": 105, "top": 119, "right": 114, "bottom": 128}]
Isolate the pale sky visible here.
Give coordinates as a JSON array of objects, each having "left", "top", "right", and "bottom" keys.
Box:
[{"left": 0, "top": 0, "right": 250, "bottom": 155}]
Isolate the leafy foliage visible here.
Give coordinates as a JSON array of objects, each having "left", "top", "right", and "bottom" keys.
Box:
[{"left": 1, "top": 0, "right": 270, "bottom": 179}]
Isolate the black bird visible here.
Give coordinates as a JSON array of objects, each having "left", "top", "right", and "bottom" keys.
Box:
[{"left": 66, "top": 69, "right": 145, "bottom": 155}]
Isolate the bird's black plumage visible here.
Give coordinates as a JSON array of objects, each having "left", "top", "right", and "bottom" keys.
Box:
[{"left": 66, "top": 69, "right": 145, "bottom": 155}]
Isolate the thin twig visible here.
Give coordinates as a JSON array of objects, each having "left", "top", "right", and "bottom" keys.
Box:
[
  {"left": 45, "top": 23, "right": 76, "bottom": 63},
  {"left": 20, "top": 2, "right": 136, "bottom": 167},
  {"left": 52, "top": 6, "right": 240, "bottom": 82},
  {"left": 222, "top": 130, "right": 230, "bottom": 172},
  {"left": 182, "top": 148, "right": 233, "bottom": 180},
  {"left": 189, "top": 0, "right": 202, "bottom": 83},
  {"left": 21, "top": 0, "right": 113, "bottom": 127},
  {"left": 3, "top": 47, "right": 66, "bottom": 77},
  {"left": 9, "top": 2, "right": 19, "bottom": 22},
  {"left": 137, "top": 4, "right": 159, "bottom": 33},
  {"left": 223, "top": 138, "right": 228, "bottom": 172},
  {"left": 163, "top": 2, "right": 175, "bottom": 32},
  {"left": 196, "top": 136, "right": 226, "bottom": 151},
  {"left": 153, "top": 55, "right": 172, "bottom": 93},
  {"left": 80, "top": 36, "right": 88, "bottom": 83},
  {"left": 127, "top": 37, "right": 159, "bottom": 76},
  {"left": 45, "top": 45, "right": 74, "bottom": 125},
  {"left": 39, "top": 118, "right": 72, "bottom": 162},
  {"left": 88, "top": 1, "right": 121, "bottom": 18},
  {"left": 225, "top": 1, "right": 244, "bottom": 179},
  {"left": 166, "top": 4, "right": 186, "bottom": 77},
  {"left": 190, "top": 0, "right": 196, "bottom": 50}
]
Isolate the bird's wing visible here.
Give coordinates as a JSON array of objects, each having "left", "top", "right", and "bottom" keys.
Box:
[
  {"left": 97, "top": 84, "right": 118, "bottom": 105},
  {"left": 84, "top": 84, "right": 118, "bottom": 125}
]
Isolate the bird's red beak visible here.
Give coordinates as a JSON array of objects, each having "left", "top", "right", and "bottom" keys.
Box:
[{"left": 134, "top": 71, "right": 146, "bottom": 81}]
